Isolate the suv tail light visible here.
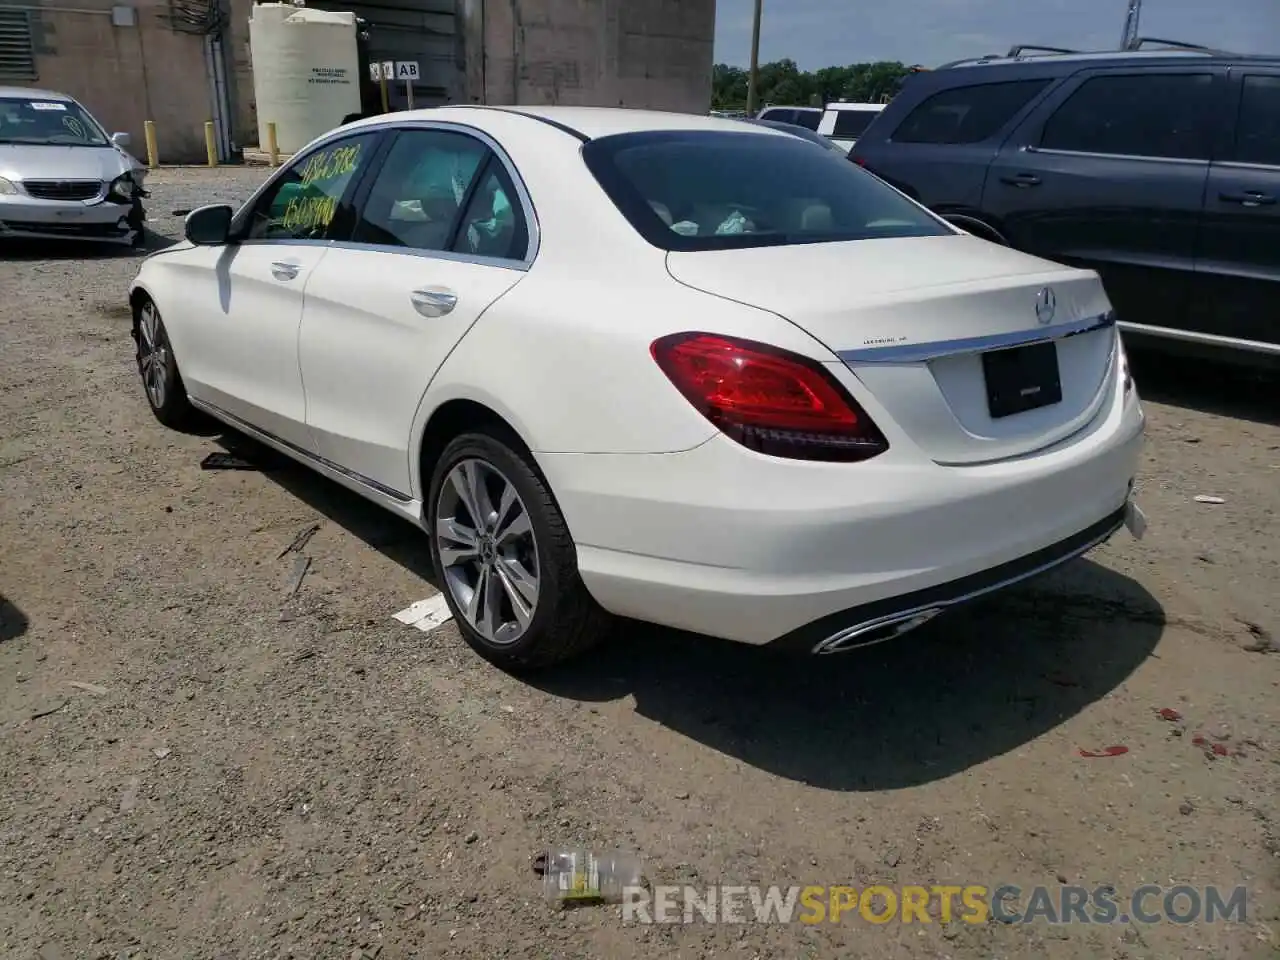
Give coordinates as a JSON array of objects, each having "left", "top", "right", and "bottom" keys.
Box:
[{"left": 650, "top": 332, "right": 889, "bottom": 462}]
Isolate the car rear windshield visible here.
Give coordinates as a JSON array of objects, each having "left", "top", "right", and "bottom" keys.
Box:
[
  {"left": 0, "top": 96, "right": 108, "bottom": 146},
  {"left": 582, "top": 130, "right": 950, "bottom": 252},
  {"left": 791, "top": 110, "right": 822, "bottom": 131},
  {"left": 832, "top": 109, "right": 879, "bottom": 139}
]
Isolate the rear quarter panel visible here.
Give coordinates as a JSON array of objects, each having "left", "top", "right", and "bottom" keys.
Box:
[{"left": 413, "top": 255, "right": 844, "bottom": 464}]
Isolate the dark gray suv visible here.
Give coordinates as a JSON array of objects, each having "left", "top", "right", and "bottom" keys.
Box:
[{"left": 852, "top": 46, "right": 1280, "bottom": 367}]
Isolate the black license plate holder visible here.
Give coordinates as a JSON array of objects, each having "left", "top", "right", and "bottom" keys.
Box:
[{"left": 981, "top": 341, "right": 1063, "bottom": 418}]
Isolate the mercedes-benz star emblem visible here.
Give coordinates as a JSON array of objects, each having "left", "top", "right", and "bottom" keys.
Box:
[{"left": 1035, "top": 287, "right": 1056, "bottom": 326}]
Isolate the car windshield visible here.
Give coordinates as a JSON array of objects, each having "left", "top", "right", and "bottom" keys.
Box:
[
  {"left": 582, "top": 130, "right": 949, "bottom": 252},
  {"left": 0, "top": 96, "right": 109, "bottom": 146}
]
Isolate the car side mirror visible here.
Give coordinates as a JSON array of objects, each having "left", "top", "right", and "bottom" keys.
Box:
[
  {"left": 184, "top": 204, "right": 234, "bottom": 245},
  {"left": 111, "top": 132, "right": 131, "bottom": 148}
]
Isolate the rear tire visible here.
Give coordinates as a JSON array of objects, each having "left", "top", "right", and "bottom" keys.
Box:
[
  {"left": 426, "top": 431, "right": 609, "bottom": 670},
  {"left": 134, "top": 298, "right": 196, "bottom": 430}
]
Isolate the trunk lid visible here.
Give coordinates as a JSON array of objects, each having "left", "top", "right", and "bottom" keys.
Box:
[{"left": 666, "top": 234, "right": 1119, "bottom": 465}]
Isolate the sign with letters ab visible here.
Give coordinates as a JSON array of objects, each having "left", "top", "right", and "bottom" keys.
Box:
[{"left": 396, "top": 61, "right": 420, "bottom": 81}]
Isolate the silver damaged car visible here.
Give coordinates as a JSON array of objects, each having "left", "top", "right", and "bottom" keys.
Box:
[{"left": 0, "top": 87, "right": 148, "bottom": 246}]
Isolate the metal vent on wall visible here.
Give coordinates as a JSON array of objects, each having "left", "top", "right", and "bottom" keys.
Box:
[
  {"left": 165, "top": 0, "right": 225, "bottom": 35},
  {"left": 0, "top": 9, "right": 38, "bottom": 81}
]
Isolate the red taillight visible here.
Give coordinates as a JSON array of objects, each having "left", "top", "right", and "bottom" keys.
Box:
[{"left": 650, "top": 332, "right": 888, "bottom": 462}]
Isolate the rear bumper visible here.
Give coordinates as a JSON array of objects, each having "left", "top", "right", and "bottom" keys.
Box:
[
  {"left": 767, "top": 504, "right": 1126, "bottom": 653},
  {"left": 537, "top": 376, "right": 1144, "bottom": 647}
]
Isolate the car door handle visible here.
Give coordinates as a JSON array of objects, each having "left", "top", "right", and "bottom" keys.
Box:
[
  {"left": 1000, "top": 173, "right": 1042, "bottom": 188},
  {"left": 1219, "top": 190, "right": 1276, "bottom": 207},
  {"left": 410, "top": 288, "right": 458, "bottom": 317},
  {"left": 270, "top": 260, "right": 301, "bottom": 281}
]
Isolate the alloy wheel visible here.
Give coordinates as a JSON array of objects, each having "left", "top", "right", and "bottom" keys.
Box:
[
  {"left": 435, "top": 458, "right": 541, "bottom": 645},
  {"left": 137, "top": 303, "right": 168, "bottom": 409}
]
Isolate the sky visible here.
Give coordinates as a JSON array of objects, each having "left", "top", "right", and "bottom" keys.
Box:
[{"left": 713, "top": 0, "right": 1280, "bottom": 70}]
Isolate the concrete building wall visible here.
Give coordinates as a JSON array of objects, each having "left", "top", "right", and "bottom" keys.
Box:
[
  {"left": 2, "top": 0, "right": 216, "bottom": 162},
  {"left": 3, "top": 0, "right": 715, "bottom": 162},
  {"left": 460, "top": 0, "right": 715, "bottom": 113}
]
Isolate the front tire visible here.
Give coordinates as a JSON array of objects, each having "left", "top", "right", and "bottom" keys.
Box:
[
  {"left": 427, "top": 431, "right": 609, "bottom": 670},
  {"left": 135, "top": 299, "right": 195, "bottom": 429},
  {"left": 129, "top": 200, "right": 147, "bottom": 249}
]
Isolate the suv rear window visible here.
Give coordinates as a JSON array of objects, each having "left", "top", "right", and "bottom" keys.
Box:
[
  {"left": 582, "top": 130, "right": 950, "bottom": 252},
  {"left": 891, "top": 79, "right": 1050, "bottom": 144},
  {"left": 832, "top": 109, "right": 879, "bottom": 139},
  {"left": 1040, "top": 73, "right": 1216, "bottom": 159}
]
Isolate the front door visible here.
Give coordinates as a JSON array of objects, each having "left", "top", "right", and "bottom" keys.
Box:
[
  {"left": 984, "top": 68, "right": 1228, "bottom": 331},
  {"left": 1191, "top": 69, "right": 1280, "bottom": 351},
  {"left": 299, "top": 126, "right": 532, "bottom": 499},
  {"left": 180, "top": 131, "right": 381, "bottom": 447}
]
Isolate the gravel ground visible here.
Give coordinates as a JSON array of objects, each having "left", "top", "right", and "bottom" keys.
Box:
[{"left": 1, "top": 167, "right": 1278, "bottom": 960}]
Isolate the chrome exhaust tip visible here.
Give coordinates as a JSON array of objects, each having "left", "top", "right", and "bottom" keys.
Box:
[{"left": 812, "top": 607, "right": 945, "bottom": 655}]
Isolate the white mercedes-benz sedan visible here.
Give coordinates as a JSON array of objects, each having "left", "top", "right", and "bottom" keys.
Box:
[{"left": 128, "top": 106, "right": 1146, "bottom": 669}]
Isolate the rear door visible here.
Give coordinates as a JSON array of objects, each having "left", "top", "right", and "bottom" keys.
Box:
[
  {"left": 984, "top": 67, "right": 1229, "bottom": 330},
  {"left": 852, "top": 78, "right": 1055, "bottom": 213},
  {"left": 297, "top": 125, "right": 532, "bottom": 499},
  {"left": 1191, "top": 68, "right": 1280, "bottom": 351}
]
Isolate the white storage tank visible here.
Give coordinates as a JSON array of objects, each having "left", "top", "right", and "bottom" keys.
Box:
[{"left": 249, "top": 2, "right": 361, "bottom": 155}]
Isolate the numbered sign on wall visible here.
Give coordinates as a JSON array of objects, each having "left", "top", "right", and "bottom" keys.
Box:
[{"left": 395, "top": 61, "right": 420, "bottom": 81}]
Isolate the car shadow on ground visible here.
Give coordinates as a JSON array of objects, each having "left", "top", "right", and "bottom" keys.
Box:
[
  {"left": 215, "top": 430, "right": 1165, "bottom": 791},
  {"left": 0, "top": 594, "right": 29, "bottom": 643},
  {"left": 1128, "top": 348, "right": 1279, "bottom": 428},
  {"left": 528, "top": 559, "right": 1164, "bottom": 791},
  {"left": 0, "top": 230, "right": 177, "bottom": 261},
  {"left": 214, "top": 432, "right": 437, "bottom": 583}
]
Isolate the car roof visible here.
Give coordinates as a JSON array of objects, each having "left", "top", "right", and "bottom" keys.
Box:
[
  {"left": 357, "top": 105, "right": 791, "bottom": 141},
  {"left": 937, "top": 49, "right": 1280, "bottom": 72},
  {"left": 825, "top": 102, "right": 885, "bottom": 111},
  {"left": 0, "top": 86, "right": 74, "bottom": 101}
]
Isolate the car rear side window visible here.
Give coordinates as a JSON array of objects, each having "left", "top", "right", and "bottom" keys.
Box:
[
  {"left": 891, "top": 79, "right": 1050, "bottom": 144},
  {"left": 351, "top": 129, "right": 489, "bottom": 252},
  {"left": 831, "top": 109, "right": 879, "bottom": 139},
  {"left": 582, "top": 130, "right": 950, "bottom": 252},
  {"left": 1234, "top": 75, "right": 1280, "bottom": 167},
  {"left": 1040, "top": 73, "right": 1216, "bottom": 160}
]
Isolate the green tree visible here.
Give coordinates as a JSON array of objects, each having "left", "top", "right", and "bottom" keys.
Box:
[{"left": 712, "top": 60, "right": 912, "bottom": 112}]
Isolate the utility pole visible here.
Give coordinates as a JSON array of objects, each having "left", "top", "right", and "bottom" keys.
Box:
[
  {"left": 745, "top": 0, "right": 763, "bottom": 115},
  {"left": 1120, "top": 0, "right": 1142, "bottom": 50}
]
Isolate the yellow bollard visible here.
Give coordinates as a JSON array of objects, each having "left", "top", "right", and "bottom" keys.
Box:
[
  {"left": 266, "top": 121, "right": 280, "bottom": 167},
  {"left": 144, "top": 120, "right": 159, "bottom": 168},
  {"left": 204, "top": 121, "right": 217, "bottom": 167}
]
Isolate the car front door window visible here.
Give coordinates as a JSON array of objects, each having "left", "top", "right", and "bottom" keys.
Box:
[{"left": 246, "top": 133, "right": 378, "bottom": 241}]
